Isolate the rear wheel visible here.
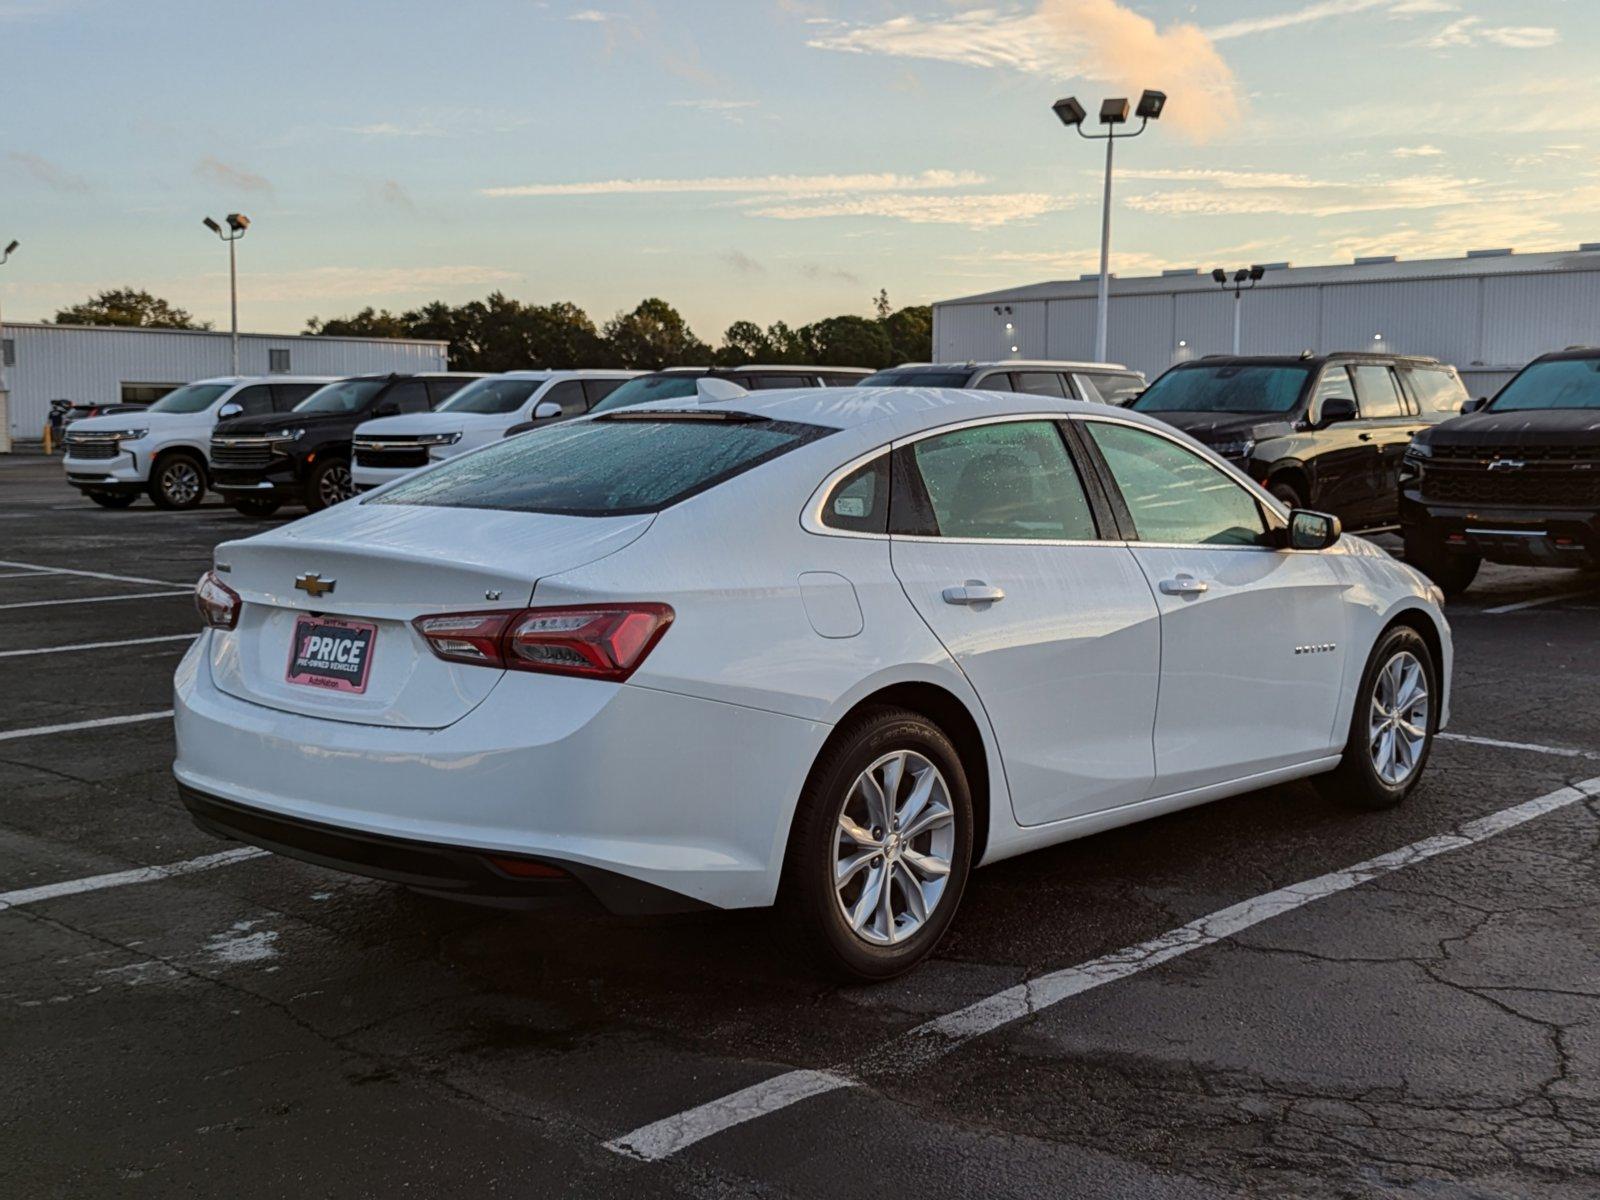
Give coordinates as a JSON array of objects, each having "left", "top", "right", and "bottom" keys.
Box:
[
  {"left": 1404, "top": 527, "right": 1480, "bottom": 596},
  {"left": 148, "top": 452, "right": 207, "bottom": 510},
  {"left": 1317, "top": 625, "right": 1438, "bottom": 810},
  {"left": 780, "top": 707, "right": 973, "bottom": 981},
  {"left": 87, "top": 491, "right": 137, "bottom": 509},
  {"left": 305, "top": 458, "right": 354, "bottom": 512},
  {"left": 231, "top": 497, "right": 281, "bottom": 518}
]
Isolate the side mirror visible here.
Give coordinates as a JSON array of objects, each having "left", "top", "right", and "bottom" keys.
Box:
[
  {"left": 217, "top": 402, "right": 242, "bottom": 420},
  {"left": 1318, "top": 396, "right": 1357, "bottom": 427},
  {"left": 532, "top": 400, "right": 562, "bottom": 420},
  {"left": 1288, "top": 509, "right": 1341, "bottom": 551},
  {"left": 1461, "top": 397, "right": 1488, "bottom": 414}
]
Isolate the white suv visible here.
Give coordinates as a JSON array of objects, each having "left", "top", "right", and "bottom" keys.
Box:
[
  {"left": 62, "top": 376, "right": 333, "bottom": 510},
  {"left": 351, "top": 370, "right": 637, "bottom": 491}
]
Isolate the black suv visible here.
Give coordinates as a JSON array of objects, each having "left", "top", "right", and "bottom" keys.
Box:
[
  {"left": 1130, "top": 353, "right": 1469, "bottom": 530},
  {"left": 210, "top": 373, "right": 481, "bottom": 515},
  {"left": 1401, "top": 348, "right": 1600, "bottom": 595}
]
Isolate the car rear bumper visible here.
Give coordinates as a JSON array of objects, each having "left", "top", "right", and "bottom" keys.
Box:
[
  {"left": 172, "top": 633, "right": 828, "bottom": 911},
  {"left": 1401, "top": 492, "right": 1600, "bottom": 567}
]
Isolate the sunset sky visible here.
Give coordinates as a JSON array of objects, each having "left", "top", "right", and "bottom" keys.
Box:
[{"left": 2, "top": 0, "right": 1592, "bottom": 342}]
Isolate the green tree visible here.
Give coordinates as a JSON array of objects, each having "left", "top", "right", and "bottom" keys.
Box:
[
  {"left": 714, "top": 320, "right": 772, "bottom": 366},
  {"left": 55, "top": 288, "right": 210, "bottom": 330},
  {"left": 305, "top": 307, "right": 409, "bottom": 338},
  {"left": 602, "top": 297, "right": 710, "bottom": 369},
  {"left": 883, "top": 304, "right": 932, "bottom": 364},
  {"left": 799, "top": 314, "right": 896, "bottom": 368}
]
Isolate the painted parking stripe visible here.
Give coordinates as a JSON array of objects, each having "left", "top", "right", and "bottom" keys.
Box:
[
  {"left": 606, "top": 774, "right": 1600, "bottom": 1162},
  {"left": 0, "top": 710, "right": 173, "bottom": 743},
  {"left": 0, "top": 558, "right": 193, "bottom": 589},
  {"left": 0, "top": 633, "right": 197, "bottom": 659},
  {"left": 0, "top": 847, "right": 268, "bottom": 913},
  {"left": 0, "top": 591, "right": 191, "bottom": 611},
  {"left": 0, "top": 569, "right": 61, "bottom": 579},
  {"left": 1439, "top": 731, "right": 1600, "bottom": 761},
  {"left": 1482, "top": 588, "right": 1600, "bottom": 615}
]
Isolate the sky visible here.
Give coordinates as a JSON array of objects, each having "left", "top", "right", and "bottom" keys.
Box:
[{"left": 1, "top": 0, "right": 1594, "bottom": 344}]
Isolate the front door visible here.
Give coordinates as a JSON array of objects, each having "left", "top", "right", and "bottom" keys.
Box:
[
  {"left": 1305, "top": 364, "right": 1378, "bottom": 524},
  {"left": 1349, "top": 362, "right": 1423, "bottom": 526},
  {"left": 888, "top": 418, "right": 1162, "bottom": 826},
  {"left": 1081, "top": 418, "right": 1350, "bottom": 794}
]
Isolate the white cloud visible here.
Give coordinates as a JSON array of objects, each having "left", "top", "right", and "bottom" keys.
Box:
[
  {"left": 1204, "top": 0, "right": 1392, "bottom": 41},
  {"left": 668, "top": 99, "right": 758, "bottom": 112},
  {"left": 568, "top": 8, "right": 619, "bottom": 22},
  {"left": 1424, "top": 16, "right": 1559, "bottom": 50},
  {"left": 1123, "top": 171, "right": 1487, "bottom": 217},
  {"left": 341, "top": 122, "right": 440, "bottom": 138},
  {"left": 481, "top": 169, "right": 986, "bottom": 198},
  {"left": 747, "top": 192, "right": 1068, "bottom": 229},
  {"left": 1392, "top": 145, "right": 1445, "bottom": 158}
]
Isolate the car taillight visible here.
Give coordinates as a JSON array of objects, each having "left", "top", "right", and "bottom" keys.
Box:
[
  {"left": 195, "top": 570, "right": 241, "bottom": 630},
  {"left": 413, "top": 603, "right": 673, "bottom": 682}
]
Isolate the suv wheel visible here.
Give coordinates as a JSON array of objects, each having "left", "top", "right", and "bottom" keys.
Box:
[
  {"left": 1404, "top": 527, "right": 1480, "bottom": 596},
  {"left": 306, "top": 458, "right": 355, "bottom": 512},
  {"left": 780, "top": 707, "right": 973, "bottom": 981},
  {"left": 149, "top": 452, "right": 207, "bottom": 510}
]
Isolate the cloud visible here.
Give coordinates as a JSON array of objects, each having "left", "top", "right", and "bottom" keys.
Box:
[
  {"left": 1203, "top": 0, "right": 1392, "bottom": 41},
  {"left": 668, "top": 99, "right": 758, "bottom": 112},
  {"left": 1392, "top": 144, "right": 1445, "bottom": 158},
  {"left": 748, "top": 192, "right": 1067, "bottom": 229},
  {"left": 720, "top": 249, "right": 765, "bottom": 275},
  {"left": 1123, "top": 171, "right": 1485, "bottom": 217},
  {"left": 377, "top": 180, "right": 415, "bottom": 211},
  {"left": 568, "top": 8, "right": 619, "bottom": 21},
  {"left": 9, "top": 151, "right": 88, "bottom": 193},
  {"left": 800, "top": 263, "right": 863, "bottom": 286},
  {"left": 196, "top": 155, "right": 273, "bottom": 195},
  {"left": 1423, "top": 16, "right": 1559, "bottom": 49},
  {"left": 482, "top": 169, "right": 986, "bottom": 198},
  {"left": 342, "top": 121, "right": 440, "bottom": 138}
]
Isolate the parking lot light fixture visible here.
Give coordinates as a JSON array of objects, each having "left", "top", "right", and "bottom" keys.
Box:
[
  {"left": 1215, "top": 264, "right": 1268, "bottom": 355},
  {"left": 0, "top": 239, "right": 16, "bottom": 454},
  {"left": 1053, "top": 89, "right": 1165, "bottom": 364},
  {"left": 203, "top": 213, "right": 249, "bottom": 375}
]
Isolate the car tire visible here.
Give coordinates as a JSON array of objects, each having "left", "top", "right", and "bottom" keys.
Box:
[
  {"left": 305, "top": 457, "right": 354, "bottom": 513},
  {"left": 1269, "top": 480, "right": 1305, "bottom": 511},
  {"left": 87, "top": 491, "right": 137, "bottom": 509},
  {"left": 1403, "top": 528, "right": 1480, "bottom": 596},
  {"left": 779, "top": 707, "right": 973, "bottom": 981},
  {"left": 148, "top": 452, "right": 207, "bottom": 510},
  {"left": 231, "top": 498, "right": 281, "bottom": 518},
  {"left": 1317, "top": 624, "right": 1438, "bottom": 811}
]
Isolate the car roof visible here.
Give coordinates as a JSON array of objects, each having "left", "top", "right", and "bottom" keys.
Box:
[
  {"left": 885, "top": 360, "right": 1136, "bottom": 373},
  {"left": 1183, "top": 352, "right": 1444, "bottom": 367},
  {"left": 652, "top": 365, "right": 871, "bottom": 377},
  {"left": 188, "top": 374, "right": 336, "bottom": 386}
]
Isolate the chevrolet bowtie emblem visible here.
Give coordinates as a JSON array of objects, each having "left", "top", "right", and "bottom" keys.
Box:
[
  {"left": 294, "top": 573, "right": 336, "bottom": 598},
  {"left": 1487, "top": 459, "right": 1526, "bottom": 472}
]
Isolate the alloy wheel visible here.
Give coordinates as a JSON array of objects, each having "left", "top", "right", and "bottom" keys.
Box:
[
  {"left": 1369, "top": 650, "right": 1430, "bottom": 786},
  {"left": 161, "top": 461, "right": 202, "bottom": 506},
  {"left": 833, "top": 750, "right": 955, "bottom": 946},
  {"left": 320, "top": 464, "right": 355, "bottom": 506}
]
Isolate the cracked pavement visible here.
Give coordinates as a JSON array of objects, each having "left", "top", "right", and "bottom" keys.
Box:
[{"left": 2, "top": 456, "right": 1599, "bottom": 1198}]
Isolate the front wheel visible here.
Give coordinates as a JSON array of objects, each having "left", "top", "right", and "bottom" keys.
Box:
[
  {"left": 1317, "top": 625, "right": 1438, "bottom": 811},
  {"left": 780, "top": 708, "right": 973, "bottom": 981},
  {"left": 149, "top": 453, "right": 207, "bottom": 510},
  {"left": 304, "top": 458, "right": 355, "bottom": 513}
]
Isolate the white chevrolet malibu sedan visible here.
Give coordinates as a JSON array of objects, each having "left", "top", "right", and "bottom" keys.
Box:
[{"left": 175, "top": 387, "right": 1451, "bottom": 980}]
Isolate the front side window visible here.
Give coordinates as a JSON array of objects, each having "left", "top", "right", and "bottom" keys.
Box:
[
  {"left": 296, "top": 379, "right": 387, "bottom": 414},
  {"left": 146, "top": 382, "right": 232, "bottom": 414},
  {"left": 232, "top": 385, "right": 275, "bottom": 417},
  {"left": 440, "top": 378, "right": 545, "bottom": 415},
  {"left": 1134, "top": 363, "right": 1311, "bottom": 415},
  {"left": 1086, "top": 421, "right": 1269, "bottom": 547},
  {"left": 1403, "top": 367, "right": 1468, "bottom": 414},
  {"left": 388, "top": 380, "right": 431, "bottom": 414},
  {"left": 906, "top": 421, "right": 1097, "bottom": 541},
  {"left": 1012, "top": 371, "right": 1067, "bottom": 399},
  {"left": 1351, "top": 365, "right": 1405, "bottom": 419},
  {"left": 1490, "top": 357, "right": 1600, "bottom": 411},
  {"left": 371, "top": 415, "right": 831, "bottom": 516},
  {"left": 1311, "top": 365, "right": 1356, "bottom": 419},
  {"left": 272, "top": 383, "right": 320, "bottom": 411},
  {"left": 589, "top": 374, "right": 701, "bottom": 413},
  {"left": 821, "top": 455, "right": 889, "bottom": 534},
  {"left": 426, "top": 378, "right": 470, "bottom": 407}
]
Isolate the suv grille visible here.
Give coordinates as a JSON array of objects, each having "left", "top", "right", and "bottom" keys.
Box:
[
  {"left": 1421, "top": 457, "right": 1600, "bottom": 508},
  {"left": 210, "top": 440, "right": 277, "bottom": 470},
  {"left": 1431, "top": 443, "right": 1600, "bottom": 462},
  {"left": 64, "top": 439, "right": 121, "bottom": 460},
  {"left": 354, "top": 439, "right": 430, "bottom": 470}
]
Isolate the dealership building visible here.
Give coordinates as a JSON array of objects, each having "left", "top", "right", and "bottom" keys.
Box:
[
  {"left": 932, "top": 246, "right": 1600, "bottom": 397},
  {"left": 0, "top": 323, "right": 449, "bottom": 444}
]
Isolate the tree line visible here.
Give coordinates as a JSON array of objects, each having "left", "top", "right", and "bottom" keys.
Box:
[{"left": 51, "top": 287, "right": 932, "bottom": 373}]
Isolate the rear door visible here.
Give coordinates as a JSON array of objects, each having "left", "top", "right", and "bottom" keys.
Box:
[
  {"left": 888, "top": 417, "right": 1161, "bottom": 824},
  {"left": 1349, "top": 362, "right": 1416, "bottom": 525},
  {"left": 1305, "top": 364, "right": 1374, "bottom": 522}
]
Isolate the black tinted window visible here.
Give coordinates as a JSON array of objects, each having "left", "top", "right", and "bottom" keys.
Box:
[
  {"left": 371, "top": 416, "right": 831, "bottom": 516},
  {"left": 747, "top": 374, "right": 811, "bottom": 390},
  {"left": 1012, "top": 372, "right": 1067, "bottom": 399},
  {"left": 1351, "top": 365, "right": 1404, "bottom": 419},
  {"left": 859, "top": 369, "right": 973, "bottom": 388},
  {"left": 272, "top": 383, "right": 321, "bottom": 411},
  {"left": 426, "top": 378, "right": 471, "bottom": 407},
  {"left": 583, "top": 378, "right": 625, "bottom": 405},
  {"left": 973, "top": 373, "right": 1015, "bottom": 391},
  {"left": 385, "top": 380, "right": 430, "bottom": 414},
  {"left": 1487, "top": 358, "right": 1600, "bottom": 411},
  {"left": 233, "top": 385, "right": 275, "bottom": 417},
  {"left": 822, "top": 455, "right": 889, "bottom": 534},
  {"left": 543, "top": 380, "right": 588, "bottom": 416}
]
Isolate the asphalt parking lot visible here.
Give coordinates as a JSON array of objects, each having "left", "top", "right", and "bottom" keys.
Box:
[{"left": 4, "top": 453, "right": 1600, "bottom": 1200}]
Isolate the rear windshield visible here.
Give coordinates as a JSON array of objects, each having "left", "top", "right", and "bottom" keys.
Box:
[
  {"left": 589, "top": 375, "right": 700, "bottom": 413},
  {"left": 147, "top": 383, "right": 232, "bottom": 414},
  {"left": 859, "top": 369, "right": 972, "bottom": 388},
  {"left": 369, "top": 414, "right": 832, "bottom": 516},
  {"left": 1490, "top": 358, "right": 1600, "bottom": 411},
  {"left": 296, "top": 379, "right": 387, "bottom": 414},
  {"left": 1133, "top": 364, "right": 1311, "bottom": 415},
  {"left": 440, "top": 378, "right": 546, "bottom": 414}
]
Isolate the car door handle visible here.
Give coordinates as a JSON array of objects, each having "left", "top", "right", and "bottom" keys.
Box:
[
  {"left": 1159, "top": 575, "right": 1209, "bottom": 596},
  {"left": 1358, "top": 432, "right": 1374, "bottom": 442},
  {"left": 942, "top": 582, "right": 1006, "bottom": 605}
]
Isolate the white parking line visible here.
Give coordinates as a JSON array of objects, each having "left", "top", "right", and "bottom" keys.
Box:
[
  {"left": 0, "top": 591, "right": 191, "bottom": 611},
  {"left": 0, "top": 558, "right": 193, "bottom": 589},
  {"left": 0, "top": 710, "right": 174, "bottom": 743},
  {"left": 606, "top": 773, "right": 1600, "bottom": 1162},
  {"left": 0, "top": 847, "right": 268, "bottom": 913},
  {"left": 1482, "top": 588, "right": 1600, "bottom": 615},
  {"left": 0, "top": 569, "right": 60, "bottom": 579},
  {"left": 1440, "top": 731, "right": 1600, "bottom": 761},
  {"left": 0, "top": 634, "right": 197, "bottom": 659}
]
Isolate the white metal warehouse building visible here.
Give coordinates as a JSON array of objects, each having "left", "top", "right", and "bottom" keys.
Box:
[
  {"left": 0, "top": 324, "right": 449, "bottom": 443},
  {"left": 933, "top": 246, "right": 1600, "bottom": 397}
]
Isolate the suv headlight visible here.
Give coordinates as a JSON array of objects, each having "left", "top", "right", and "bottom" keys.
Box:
[
  {"left": 112, "top": 428, "right": 148, "bottom": 441},
  {"left": 414, "top": 432, "right": 463, "bottom": 446},
  {"left": 1404, "top": 441, "right": 1433, "bottom": 460},
  {"left": 1212, "top": 438, "right": 1255, "bottom": 461},
  {"left": 267, "top": 428, "right": 306, "bottom": 442}
]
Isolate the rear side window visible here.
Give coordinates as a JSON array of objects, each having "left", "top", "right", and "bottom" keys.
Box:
[
  {"left": 1404, "top": 367, "right": 1468, "bottom": 414},
  {"left": 747, "top": 374, "right": 812, "bottom": 390},
  {"left": 371, "top": 416, "right": 832, "bottom": 516},
  {"left": 973, "top": 373, "right": 1014, "bottom": 391},
  {"left": 1013, "top": 371, "right": 1068, "bottom": 399},
  {"left": 822, "top": 455, "right": 889, "bottom": 534},
  {"left": 1351, "top": 365, "right": 1405, "bottom": 419},
  {"left": 905, "top": 421, "right": 1097, "bottom": 541}
]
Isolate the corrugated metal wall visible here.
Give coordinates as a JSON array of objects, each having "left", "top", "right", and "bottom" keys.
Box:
[
  {"left": 934, "top": 264, "right": 1600, "bottom": 389},
  {"left": 1, "top": 325, "right": 449, "bottom": 439}
]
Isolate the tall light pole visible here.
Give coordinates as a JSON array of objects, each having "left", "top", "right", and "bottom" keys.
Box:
[
  {"left": 1213, "top": 265, "right": 1266, "bottom": 354},
  {"left": 1053, "top": 89, "right": 1166, "bottom": 364},
  {"left": 203, "top": 213, "right": 250, "bottom": 375},
  {"left": 0, "top": 240, "right": 17, "bottom": 454}
]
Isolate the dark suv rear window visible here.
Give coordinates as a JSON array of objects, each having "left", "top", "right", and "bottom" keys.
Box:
[{"left": 369, "top": 414, "right": 832, "bottom": 516}]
